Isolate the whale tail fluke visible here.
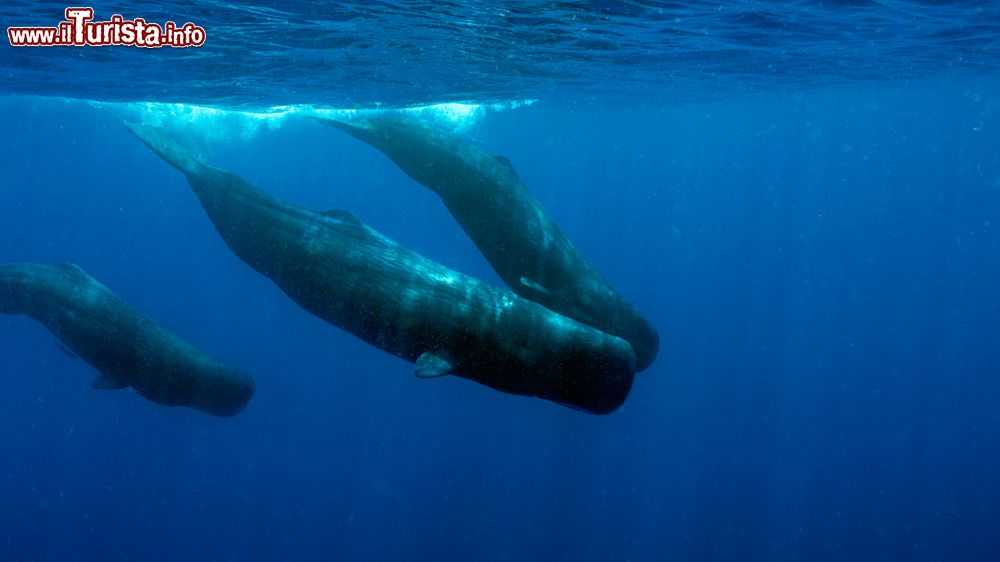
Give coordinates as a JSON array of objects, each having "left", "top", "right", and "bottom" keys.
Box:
[
  {"left": 123, "top": 121, "right": 204, "bottom": 178},
  {"left": 311, "top": 116, "right": 364, "bottom": 133},
  {"left": 312, "top": 117, "right": 379, "bottom": 147}
]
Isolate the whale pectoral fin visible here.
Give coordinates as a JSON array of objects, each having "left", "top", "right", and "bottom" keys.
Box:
[
  {"left": 92, "top": 374, "right": 128, "bottom": 390},
  {"left": 519, "top": 276, "right": 552, "bottom": 298},
  {"left": 55, "top": 341, "right": 80, "bottom": 360},
  {"left": 322, "top": 209, "right": 363, "bottom": 225},
  {"left": 415, "top": 352, "right": 454, "bottom": 378}
]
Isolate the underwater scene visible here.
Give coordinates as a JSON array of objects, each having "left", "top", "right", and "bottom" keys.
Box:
[{"left": 1, "top": 2, "right": 999, "bottom": 561}]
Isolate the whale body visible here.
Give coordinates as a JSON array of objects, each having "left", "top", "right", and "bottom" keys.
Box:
[
  {"left": 318, "top": 115, "right": 659, "bottom": 371},
  {"left": 125, "top": 122, "right": 635, "bottom": 414},
  {"left": 0, "top": 262, "right": 254, "bottom": 417}
]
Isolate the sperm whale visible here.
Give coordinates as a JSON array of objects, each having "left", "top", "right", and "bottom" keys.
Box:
[
  {"left": 0, "top": 262, "right": 254, "bottom": 417},
  {"left": 318, "top": 115, "right": 659, "bottom": 371},
  {"left": 125, "top": 122, "right": 635, "bottom": 414}
]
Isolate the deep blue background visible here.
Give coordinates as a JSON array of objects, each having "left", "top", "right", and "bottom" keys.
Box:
[{"left": 2, "top": 80, "right": 999, "bottom": 561}]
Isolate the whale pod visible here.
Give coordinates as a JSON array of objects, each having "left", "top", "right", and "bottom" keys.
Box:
[
  {"left": 317, "top": 115, "right": 660, "bottom": 371},
  {"left": 0, "top": 262, "right": 255, "bottom": 417},
  {"left": 125, "top": 122, "right": 635, "bottom": 413}
]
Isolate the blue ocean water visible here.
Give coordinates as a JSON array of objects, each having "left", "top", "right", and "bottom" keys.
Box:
[{"left": 1, "top": 2, "right": 1000, "bottom": 561}]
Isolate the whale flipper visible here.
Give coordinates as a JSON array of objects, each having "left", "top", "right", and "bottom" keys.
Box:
[
  {"left": 415, "top": 352, "right": 454, "bottom": 378},
  {"left": 92, "top": 373, "right": 128, "bottom": 390},
  {"left": 56, "top": 341, "right": 80, "bottom": 360},
  {"left": 519, "top": 276, "right": 552, "bottom": 298}
]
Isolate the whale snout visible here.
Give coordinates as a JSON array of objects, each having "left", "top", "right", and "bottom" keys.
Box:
[{"left": 553, "top": 336, "right": 637, "bottom": 415}]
